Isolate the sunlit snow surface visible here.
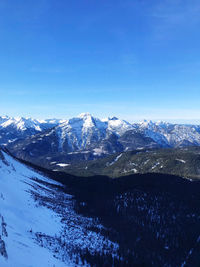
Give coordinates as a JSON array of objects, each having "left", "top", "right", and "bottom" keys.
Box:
[
  {"left": 0, "top": 151, "right": 118, "bottom": 266},
  {"left": 0, "top": 151, "right": 67, "bottom": 267}
]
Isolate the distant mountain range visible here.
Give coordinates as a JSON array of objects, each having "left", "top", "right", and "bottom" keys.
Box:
[
  {"left": 0, "top": 116, "right": 65, "bottom": 145},
  {"left": 1, "top": 113, "right": 200, "bottom": 170}
]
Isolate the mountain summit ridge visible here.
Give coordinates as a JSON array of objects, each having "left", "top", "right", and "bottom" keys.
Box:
[{"left": 2, "top": 113, "right": 200, "bottom": 169}]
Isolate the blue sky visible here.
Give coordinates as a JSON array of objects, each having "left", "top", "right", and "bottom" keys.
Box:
[{"left": 0, "top": 0, "right": 200, "bottom": 123}]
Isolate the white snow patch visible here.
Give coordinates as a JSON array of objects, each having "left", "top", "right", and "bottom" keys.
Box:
[
  {"left": 93, "top": 147, "right": 106, "bottom": 156},
  {"left": 151, "top": 162, "right": 160, "bottom": 170},
  {"left": 50, "top": 161, "right": 57, "bottom": 165},
  {"left": 109, "top": 153, "right": 123, "bottom": 166},
  {"left": 176, "top": 159, "right": 186, "bottom": 163},
  {"left": 56, "top": 163, "right": 70, "bottom": 167}
]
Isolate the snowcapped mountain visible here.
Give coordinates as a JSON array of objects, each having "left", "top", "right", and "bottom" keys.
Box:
[
  {"left": 55, "top": 113, "right": 137, "bottom": 153},
  {"left": 103, "top": 116, "right": 135, "bottom": 136},
  {"left": 0, "top": 116, "right": 63, "bottom": 146},
  {"left": 3, "top": 113, "right": 200, "bottom": 170},
  {"left": 3, "top": 114, "right": 200, "bottom": 151},
  {"left": 56, "top": 113, "right": 108, "bottom": 152},
  {"left": 1, "top": 117, "right": 42, "bottom": 131},
  {"left": 136, "top": 120, "right": 200, "bottom": 147},
  {"left": 8, "top": 113, "right": 158, "bottom": 168},
  {"left": 0, "top": 148, "right": 119, "bottom": 266}
]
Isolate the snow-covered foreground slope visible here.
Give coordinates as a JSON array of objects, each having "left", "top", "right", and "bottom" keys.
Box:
[
  {"left": 1, "top": 149, "right": 200, "bottom": 266},
  {"left": 0, "top": 150, "right": 67, "bottom": 267},
  {"left": 0, "top": 150, "right": 118, "bottom": 266}
]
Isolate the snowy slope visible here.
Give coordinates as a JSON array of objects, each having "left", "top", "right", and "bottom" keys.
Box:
[
  {"left": 0, "top": 150, "right": 68, "bottom": 267},
  {"left": 0, "top": 149, "right": 119, "bottom": 266}
]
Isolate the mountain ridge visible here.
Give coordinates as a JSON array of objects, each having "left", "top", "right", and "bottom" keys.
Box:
[
  {"left": 6, "top": 114, "right": 158, "bottom": 167},
  {"left": 2, "top": 113, "right": 200, "bottom": 171}
]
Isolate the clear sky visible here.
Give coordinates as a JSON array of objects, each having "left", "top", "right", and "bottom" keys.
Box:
[{"left": 0, "top": 0, "right": 200, "bottom": 123}]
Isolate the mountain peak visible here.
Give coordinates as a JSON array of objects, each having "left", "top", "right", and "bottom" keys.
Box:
[
  {"left": 109, "top": 116, "right": 119, "bottom": 121},
  {"left": 78, "top": 112, "right": 93, "bottom": 119},
  {"left": 140, "top": 120, "right": 155, "bottom": 127}
]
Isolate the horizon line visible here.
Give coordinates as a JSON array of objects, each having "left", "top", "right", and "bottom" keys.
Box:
[{"left": 1, "top": 113, "right": 200, "bottom": 125}]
